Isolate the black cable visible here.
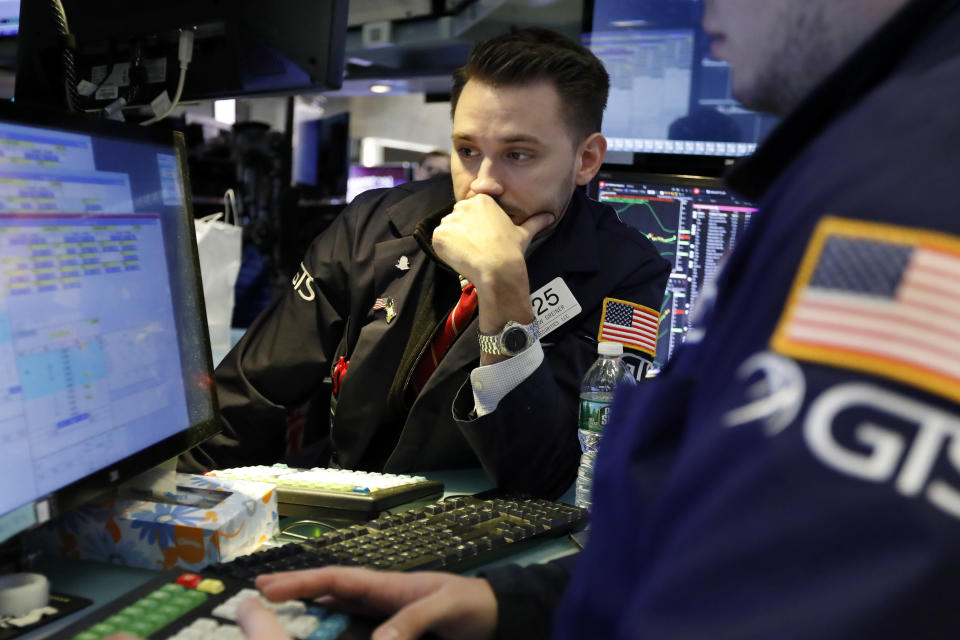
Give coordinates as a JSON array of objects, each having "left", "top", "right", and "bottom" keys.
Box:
[
  {"left": 48, "top": 0, "right": 80, "bottom": 112},
  {"left": 92, "top": 39, "right": 118, "bottom": 94}
]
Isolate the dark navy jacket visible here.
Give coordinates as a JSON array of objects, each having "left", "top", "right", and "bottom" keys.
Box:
[{"left": 487, "top": 0, "right": 960, "bottom": 636}]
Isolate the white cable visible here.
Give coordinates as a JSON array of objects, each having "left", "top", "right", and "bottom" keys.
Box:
[
  {"left": 141, "top": 29, "right": 195, "bottom": 126},
  {"left": 223, "top": 188, "right": 238, "bottom": 225}
]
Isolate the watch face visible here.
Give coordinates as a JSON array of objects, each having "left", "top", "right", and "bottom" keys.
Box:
[{"left": 503, "top": 326, "right": 528, "bottom": 353}]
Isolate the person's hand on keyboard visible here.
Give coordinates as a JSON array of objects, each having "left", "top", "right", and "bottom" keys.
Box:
[{"left": 238, "top": 566, "right": 498, "bottom": 640}]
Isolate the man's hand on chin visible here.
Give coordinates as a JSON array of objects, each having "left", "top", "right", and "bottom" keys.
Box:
[
  {"left": 432, "top": 194, "right": 554, "bottom": 359},
  {"left": 432, "top": 193, "right": 555, "bottom": 289},
  {"left": 433, "top": 194, "right": 556, "bottom": 364}
]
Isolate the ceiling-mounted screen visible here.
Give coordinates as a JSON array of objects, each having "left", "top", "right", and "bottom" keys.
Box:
[{"left": 583, "top": 0, "right": 778, "bottom": 157}]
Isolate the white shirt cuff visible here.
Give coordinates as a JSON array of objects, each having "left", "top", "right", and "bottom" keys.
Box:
[{"left": 469, "top": 341, "right": 544, "bottom": 417}]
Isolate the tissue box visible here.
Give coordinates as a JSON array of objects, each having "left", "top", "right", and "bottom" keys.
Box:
[{"left": 32, "top": 473, "right": 279, "bottom": 571}]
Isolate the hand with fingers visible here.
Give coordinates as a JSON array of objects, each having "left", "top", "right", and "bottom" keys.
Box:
[
  {"left": 240, "top": 567, "right": 498, "bottom": 640},
  {"left": 105, "top": 567, "right": 497, "bottom": 640},
  {"left": 432, "top": 194, "right": 555, "bottom": 354},
  {"left": 431, "top": 193, "right": 555, "bottom": 292}
]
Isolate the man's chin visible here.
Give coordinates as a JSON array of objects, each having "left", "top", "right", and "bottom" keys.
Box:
[{"left": 502, "top": 209, "right": 531, "bottom": 226}]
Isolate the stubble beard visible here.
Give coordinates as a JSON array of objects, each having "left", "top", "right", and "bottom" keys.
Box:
[{"left": 736, "top": 4, "right": 837, "bottom": 117}]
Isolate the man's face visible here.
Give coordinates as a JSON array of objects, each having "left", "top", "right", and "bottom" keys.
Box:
[
  {"left": 703, "top": 0, "right": 908, "bottom": 115},
  {"left": 450, "top": 79, "right": 582, "bottom": 227},
  {"left": 702, "top": 0, "right": 836, "bottom": 114}
]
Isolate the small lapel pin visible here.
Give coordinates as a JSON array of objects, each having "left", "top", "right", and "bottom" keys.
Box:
[
  {"left": 396, "top": 256, "right": 410, "bottom": 271},
  {"left": 373, "top": 297, "right": 398, "bottom": 323}
]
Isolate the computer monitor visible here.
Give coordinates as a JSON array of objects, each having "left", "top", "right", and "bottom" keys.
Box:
[
  {"left": 292, "top": 112, "right": 350, "bottom": 199},
  {"left": 15, "top": 0, "right": 348, "bottom": 111},
  {"left": 0, "top": 0, "right": 17, "bottom": 37},
  {"left": 346, "top": 165, "right": 412, "bottom": 204},
  {"left": 589, "top": 166, "right": 758, "bottom": 372},
  {"left": 583, "top": 0, "right": 778, "bottom": 157},
  {"left": 0, "top": 103, "right": 220, "bottom": 543}
]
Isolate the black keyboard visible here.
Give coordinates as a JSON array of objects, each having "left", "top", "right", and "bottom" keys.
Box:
[
  {"left": 206, "top": 493, "right": 587, "bottom": 578},
  {"left": 61, "top": 494, "right": 586, "bottom": 639}
]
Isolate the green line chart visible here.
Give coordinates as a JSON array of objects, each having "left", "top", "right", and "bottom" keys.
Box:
[{"left": 608, "top": 196, "right": 682, "bottom": 269}]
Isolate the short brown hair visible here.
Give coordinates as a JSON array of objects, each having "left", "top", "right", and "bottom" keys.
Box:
[{"left": 450, "top": 27, "right": 610, "bottom": 142}]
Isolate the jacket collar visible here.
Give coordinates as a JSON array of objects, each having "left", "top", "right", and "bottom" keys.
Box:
[
  {"left": 727, "top": 0, "right": 960, "bottom": 201},
  {"left": 385, "top": 178, "right": 456, "bottom": 237}
]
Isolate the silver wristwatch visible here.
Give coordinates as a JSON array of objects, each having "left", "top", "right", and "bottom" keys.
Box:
[{"left": 478, "top": 320, "right": 540, "bottom": 356}]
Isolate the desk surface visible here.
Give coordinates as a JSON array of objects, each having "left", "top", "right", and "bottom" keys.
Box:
[{"left": 21, "top": 468, "right": 579, "bottom": 639}]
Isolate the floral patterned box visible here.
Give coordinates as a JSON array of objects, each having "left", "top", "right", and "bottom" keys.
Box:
[{"left": 31, "top": 473, "right": 279, "bottom": 571}]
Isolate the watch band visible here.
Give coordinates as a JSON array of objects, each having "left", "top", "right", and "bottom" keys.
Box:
[{"left": 478, "top": 319, "right": 540, "bottom": 356}]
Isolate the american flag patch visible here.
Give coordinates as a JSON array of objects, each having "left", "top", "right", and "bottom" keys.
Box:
[
  {"left": 372, "top": 298, "right": 388, "bottom": 311},
  {"left": 597, "top": 297, "right": 660, "bottom": 357},
  {"left": 771, "top": 216, "right": 960, "bottom": 403}
]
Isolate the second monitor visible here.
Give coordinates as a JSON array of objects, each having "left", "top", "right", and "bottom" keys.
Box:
[{"left": 590, "top": 167, "right": 758, "bottom": 373}]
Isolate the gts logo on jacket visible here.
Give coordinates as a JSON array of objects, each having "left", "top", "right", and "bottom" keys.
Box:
[
  {"left": 726, "top": 351, "right": 960, "bottom": 522},
  {"left": 292, "top": 262, "right": 316, "bottom": 301}
]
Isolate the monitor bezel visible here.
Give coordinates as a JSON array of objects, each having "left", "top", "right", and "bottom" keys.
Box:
[
  {"left": 589, "top": 164, "right": 733, "bottom": 201},
  {"left": 0, "top": 101, "right": 222, "bottom": 521}
]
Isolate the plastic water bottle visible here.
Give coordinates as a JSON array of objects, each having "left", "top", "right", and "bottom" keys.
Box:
[{"left": 575, "top": 341, "right": 636, "bottom": 511}]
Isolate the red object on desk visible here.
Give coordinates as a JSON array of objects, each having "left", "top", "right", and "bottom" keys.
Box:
[{"left": 175, "top": 573, "right": 202, "bottom": 589}]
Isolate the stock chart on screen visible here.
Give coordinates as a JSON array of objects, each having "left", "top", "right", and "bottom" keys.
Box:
[{"left": 593, "top": 170, "right": 758, "bottom": 372}]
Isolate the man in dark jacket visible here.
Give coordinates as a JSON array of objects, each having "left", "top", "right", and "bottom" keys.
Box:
[
  {"left": 190, "top": 29, "right": 670, "bottom": 498},
  {"left": 231, "top": 0, "right": 960, "bottom": 638}
]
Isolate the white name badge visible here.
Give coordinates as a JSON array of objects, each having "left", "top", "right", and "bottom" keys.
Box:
[{"left": 530, "top": 277, "right": 581, "bottom": 338}]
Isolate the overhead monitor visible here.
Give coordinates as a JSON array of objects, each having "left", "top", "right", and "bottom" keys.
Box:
[
  {"left": 589, "top": 166, "right": 758, "bottom": 373},
  {"left": 0, "top": 0, "right": 17, "bottom": 37},
  {"left": 292, "top": 112, "right": 350, "bottom": 199},
  {"left": 0, "top": 103, "right": 220, "bottom": 543},
  {"left": 583, "top": 0, "right": 778, "bottom": 157},
  {"left": 15, "top": 0, "right": 348, "bottom": 111},
  {"left": 346, "top": 165, "right": 411, "bottom": 204}
]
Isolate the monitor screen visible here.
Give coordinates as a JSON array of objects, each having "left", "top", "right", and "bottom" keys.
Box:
[
  {"left": 0, "top": 105, "right": 219, "bottom": 542},
  {"left": 16, "top": 0, "right": 347, "bottom": 111},
  {"left": 292, "top": 113, "right": 350, "bottom": 198},
  {"left": 0, "top": 1, "right": 17, "bottom": 37},
  {"left": 346, "top": 165, "right": 410, "bottom": 204},
  {"left": 590, "top": 167, "right": 758, "bottom": 372},
  {"left": 583, "top": 0, "right": 778, "bottom": 157}
]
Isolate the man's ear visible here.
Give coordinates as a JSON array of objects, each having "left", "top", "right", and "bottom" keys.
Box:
[{"left": 575, "top": 133, "right": 607, "bottom": 186}]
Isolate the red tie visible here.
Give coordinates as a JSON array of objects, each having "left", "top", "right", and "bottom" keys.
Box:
[{"left": 409, "top": 281, "right": 478, "bottom": 397}]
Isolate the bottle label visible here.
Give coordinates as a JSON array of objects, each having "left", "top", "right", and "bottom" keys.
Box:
[
  {"left": 579, "top": 399, "right": 612, "bottom": 432},
  {"left": 578, "top": 429, "right": 602, "bottom": 453}
]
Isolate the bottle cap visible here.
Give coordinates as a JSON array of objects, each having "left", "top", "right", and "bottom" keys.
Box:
[{"left": 597, "top": 341, "right": 623, "bottom": 356}]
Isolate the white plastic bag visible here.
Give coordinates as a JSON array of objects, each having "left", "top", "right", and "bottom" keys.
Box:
[{"left": 194, "top": 189, "right": 242, "bottom": 362}]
